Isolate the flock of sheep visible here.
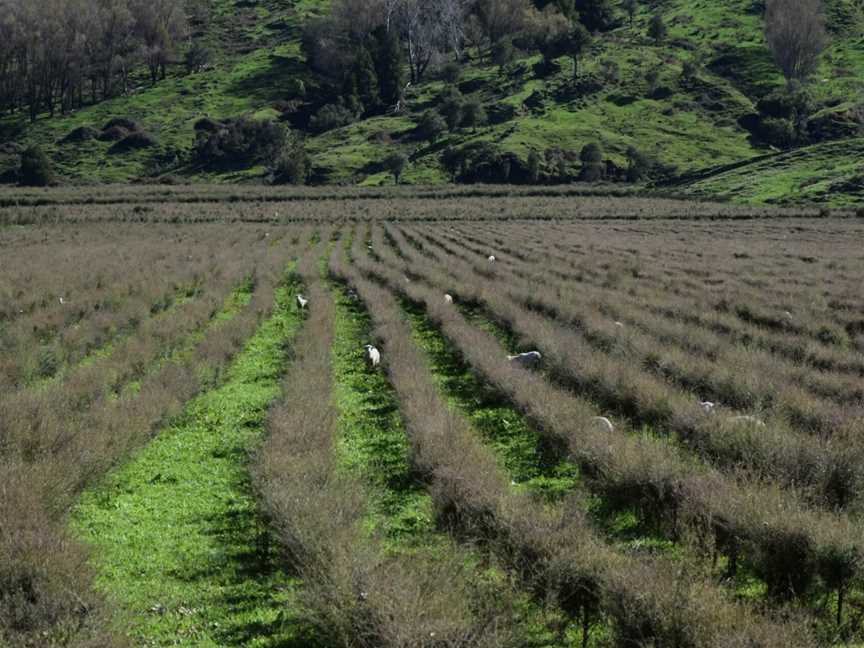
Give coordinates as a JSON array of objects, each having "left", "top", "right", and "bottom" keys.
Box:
[{"left": 295, "top": 260, "right": 767, "bottom": 437}]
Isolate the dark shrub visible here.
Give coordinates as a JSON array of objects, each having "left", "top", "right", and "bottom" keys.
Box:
[
  {"left": 309, "top": 103, "right": 355, "bottom": 134},
  {"left": 416, "top": 110, "right": 446, "bottom": 144},
  {"left": 109, "top": 132, "right": 158, "bottom": 154},
  {"left": 438, "top": 87, "right": 464, "bottom": 132},
  {"left": 19, "top": 145, "right": 54, "bottom": 186},
  {"left": 193, "top": 117, "right": 223, "bottom": 133},
  {"left": 760, "top": 117, "right": 797, "bottom": 148},
  {"left": 98, "top": 126, "right": 130, "bottom": 142},
  {"left": 194, "top": 116, "right": 286, "bottom": 167},
  {"left": 580, "top": 142, "right": 605, "bottom": 182},
  {"left": 442, "top": 142, "right": 511, "bottom": 183},
  {"left": 102, "top": 117, "right": 139, "bottom": 132},
  {"left": 383, "top": 152, "right": 408, "bottom": 184},
  {"left": 626, "top": 146, "right": 676, "bottom": 182},
  {"left": 269, "top": 139, "right": 312, "bottom": 185},
  {"left": 60, "top": 127, "right": 99, "bottom": 144},
  {"left": 185, "top": 41, "right": 212, "bottom": 73},
  {"left": 440, "top": 61, "right": 462, "bottom": 84},
  {"left": 461, "top": 100, "right": 487, "bottom": 131}
]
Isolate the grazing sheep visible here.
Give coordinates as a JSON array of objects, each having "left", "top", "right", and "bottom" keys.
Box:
[
  {"left": 591, "top": 416, "right": 614, "bottom": 433},
  {"left": 507, "top": 351, "right": 542, "bottom": 368},
  {"left": 699, "top": 401, "right": 716, "bottom": 414},
  {"left": 364, "top": 344, "right": 381, "bottom": 368},
  {"left": 488, "top": 255, "right": 496, "bottom": 262},
  {"left": 296, "top": 295, "right": 309, "bottom": 309},
  {"left": 727, "top": 415, "right": 766, "bottom": 428},
  {"left": 444, "top": 294, "right": 454, "bottom": 304},
  {"left": 58, "top": 297, "right": 68, "bottom": 305},
  {"left": 614, "top": 321, "right": 624, "bottom": 328}
]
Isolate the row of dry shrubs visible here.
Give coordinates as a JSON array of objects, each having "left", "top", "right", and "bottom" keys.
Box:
[
  {"left": 463, "top": 221, "right": 864, "bottom": 416},
  {"left": 0, "top": 229, "right": 303, "bottom": 647},
  {"left": 374, "top": 225, "right": 859, "bottom": 623},
  {"left": 0, "top": 226, "right": 221, "bottom": 392},
  {"left": 254, "top": 244, "right": 511, "bottom": 647},
  {"left": 331, "top": 234, "right": 814, "bottom": 648},
  {"left": 467, "top": 219, "right": 864, "bottom": 371},
  {"left": 421, "top": 226, "right": 864, "bottom": 510}
]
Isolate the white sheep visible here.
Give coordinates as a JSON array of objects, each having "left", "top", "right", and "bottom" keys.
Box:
[
  {"left": 296, "top": 295, "right": 309, "bottom": 309},
  {"left": 699, "top": 401, "right": 716, "bottom": 414},
  {"left": 591, "top": 416, "right": 615, "bottom": 433},
  {"left": 614, "top": 321, "right": 625, "bottom": 328},
  {"left": 488, "top": 255, "right": 496, "bottom": 262},
  {"left": 444, "top": 294, "right": 454, "bottom": 304},
  {"left": 58, "top": 297, "right": 68, "bottom": 305},
  {"left": 727, "top": 415, "right": 766, "bottom": 428},
  {"left": 364, "top": 344, "right": 381, "bottom": 368},
  {"left": 507, "top": 351, "right": 542, "bottom": 368}
]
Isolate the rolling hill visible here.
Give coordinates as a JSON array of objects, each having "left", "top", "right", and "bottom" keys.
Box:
[{"left": 1, "top": 0, "right": 863, "bottom": 205}]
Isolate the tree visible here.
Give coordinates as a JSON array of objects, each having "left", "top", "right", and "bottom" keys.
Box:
[
  {"left": 527, "top": 149, "right": 542, "bottom": 182},
  {"left": 185, "top": 41, "right": 212, "bottom": 73},
  {"left": 623, "top": 0, "right": 637, "bottom": 26},
  {"left": 579, "top": 142, "right": 604, "bottom": 181},
  {"left": 576, "top": 0, "right": 615, "bottom": 32},
  {"left": 130, "top": 0, "right": 187, "bottom": 84},
  {"left": 461, "top": 100, "right": 487, "bottom": 131},
  {"left": 565, "top": 23, "right": 592, "bottom": 80},
  {"left": 417, "top": 110, "right": 447, "bottom": 143},
  {"left": 645, "top": 68, "right": 660, "bottom": 96},
  {"left": 383, "top": 152, "right": 408, "bottom": 183},
  {"left": 20, "top": 145, "right": 54, "bottom": 186},
  {"left": 473, "top": 0, "right": 531, "bottom": 47},
  {"left": 491, "top": 37, "right": 515, "bottom": 72},
  {"left": 765, "top": 0, "right": 827, "bottom": 84},
  {"left": 347, "top": 46, "right": 380, "bottom": 112},
  {"left": 648, "top": 13, "right": 667, "bottom": 44},
  {"left": 439, "top": 88, "right": 464, "bottom": 131},
  {"left": 270, "top": 137, "right": 312, "bottom": 185},
  {"left": 370, "top": 26, "right": 406, "bottom": 108}
]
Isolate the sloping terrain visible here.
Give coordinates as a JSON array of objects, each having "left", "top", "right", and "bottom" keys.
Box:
[{"left": 1, "top": 0, "right": 862, "bottom": 204}]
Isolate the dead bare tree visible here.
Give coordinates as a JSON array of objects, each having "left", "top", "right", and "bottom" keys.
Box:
[{"left": 765, "top": 0, "right": 828, "bottom": 84}]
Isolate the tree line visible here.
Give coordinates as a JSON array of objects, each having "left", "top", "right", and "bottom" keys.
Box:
[{"left": 0, "top": 0, "right": 186, "bottom": 121}]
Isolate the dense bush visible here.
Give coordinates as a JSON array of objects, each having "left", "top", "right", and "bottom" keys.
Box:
[
  {"left": 580, "top": 142, "right": 605, "bottom": 182},
  {"left": 19, "top": 145, "right": 54, "bottom": 186},
  {"left": 60, "top": 126, "right": 99, "bottom": 144},
  {"left": 194, "top": 116, "right": 286, "bottom": 167},
  {"left": 309, "top": 103, "right": 355, "bottom": 134},
  {"left": 98, "top": 126, "right": 130, "bottom": 142},
  {"left": 109, "top": 131, "right": 158, "bottom": 154},
  {"left": 443, "top": 142, "right": 512, "bottom": 183},
  {"left": 416, "top": 110, "right": 447, "bottom": 143},
  {"left": 269, "top": 139, "right": 312, "bottom": 185}
]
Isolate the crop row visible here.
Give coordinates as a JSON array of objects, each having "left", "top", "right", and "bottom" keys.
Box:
[
  {"left": 335, "top": 232, "right": 819, "bottom": 647},
  {"left": 446, "top": 220, "right": 864, "bottom": 354},
  {"left": 411, "top": 226, "right": 864, "bottom": 511},
  {"left": 370, "top": 223, "right": 861, "bottom": 634},
  {"left": 0, "top": 228, "right": 305, "bottom": 647},
  {"left": 462, "top": 219, "right": 864, "bottom": 352}
]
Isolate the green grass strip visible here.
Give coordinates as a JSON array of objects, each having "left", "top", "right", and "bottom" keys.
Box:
[
  {"left": 401, "top": 298, "right": 580, "bottom": 504},
  {"left": 71, "top": 273, "right": 319, "bottom": 648},
  {"left": 330, "top": 283, "right": 439, "bottom": 550}
]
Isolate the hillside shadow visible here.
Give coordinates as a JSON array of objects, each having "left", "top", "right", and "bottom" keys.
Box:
[{"left": 228, "top": 53, "right": 308, "bottom": 104}]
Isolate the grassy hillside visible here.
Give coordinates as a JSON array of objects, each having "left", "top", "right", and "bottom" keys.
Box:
[{"left": 2, "top": 0, "right": 863, "bottom": 205}]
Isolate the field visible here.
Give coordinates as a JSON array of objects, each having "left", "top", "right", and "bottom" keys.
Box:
[{"left": 2, "top": 188, "right": 864, "bottom": 648}]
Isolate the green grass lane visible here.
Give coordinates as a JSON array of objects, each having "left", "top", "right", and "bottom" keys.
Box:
[
  {"left": 71, "top": 273, "right": 320, "bottom": 647},
  {"left": 330, "top": 283, "right": 439, "bottom": 551}
]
